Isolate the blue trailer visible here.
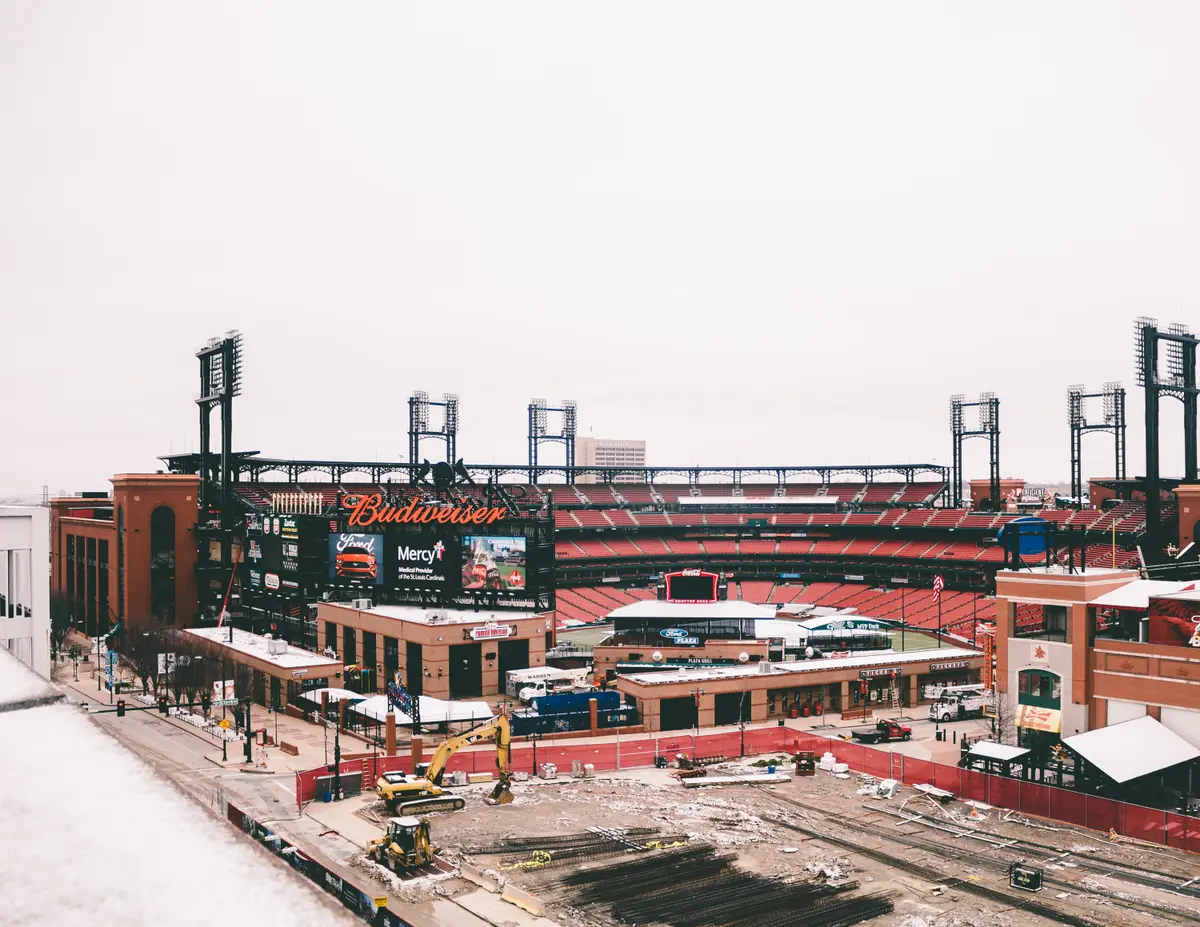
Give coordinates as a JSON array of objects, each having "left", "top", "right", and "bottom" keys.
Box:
[{"left": 529, "top": 689, "right": 620, "bottom": 715}]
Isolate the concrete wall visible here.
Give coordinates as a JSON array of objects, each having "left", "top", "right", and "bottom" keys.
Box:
[{"left": 0, "top": 506, "right": 51, "bottom": 679}]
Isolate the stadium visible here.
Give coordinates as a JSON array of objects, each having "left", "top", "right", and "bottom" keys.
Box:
[{"left": 46, "top": 319, "right": 1200, "bottom": 728}]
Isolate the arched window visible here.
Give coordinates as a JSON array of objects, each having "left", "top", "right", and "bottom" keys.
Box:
[
  {"left": 149, "top": 505, "right": 176, "bottom": 623},
  {"left": 1017, "top": 668, "right": 1060, "bottom": 709}
]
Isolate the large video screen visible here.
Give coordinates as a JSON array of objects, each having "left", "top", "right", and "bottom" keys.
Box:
[
  {"left": 328, "top": 532, "right": 385, "bottom": 585},
  {"left": 391, "top": 535, "right": 450, "bottom": 585},
  {"left": 461, "top": 536, "right": 527, "bottom": 592},
  {"left": 665, "top": 571, "right": 719, "bottom": 603}
]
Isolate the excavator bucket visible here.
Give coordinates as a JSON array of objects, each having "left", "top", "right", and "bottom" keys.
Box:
[{"left": 489, "top": 775, "right": 514, "bottom": 805}]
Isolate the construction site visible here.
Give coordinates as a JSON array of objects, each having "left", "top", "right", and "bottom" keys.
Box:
[{"left": 299, "top": 718, "right": 1200, "bottom": 927}]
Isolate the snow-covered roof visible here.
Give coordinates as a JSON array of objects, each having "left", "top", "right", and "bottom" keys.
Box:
[
  {"left": 967, "top": 741, "right": 1030, "bottom": 762},
  {"left": 1063, "top": 717, "right": 1200, "bottom": 783},
  {"left": 620, "top": 647, "right": 979, "bottom": 685},
  {"left": 608, "top": 600, "right": 777, "bottom": 621},
  {"left": 183, "top": 627, "right": 341, "bottom": 672},
  {"left": 330, "top": 602, "right": 544, "bottom": 626},
  {"left": 1091, "top": 580, "right": 1197, "bottom": 610},
  {"left": 0, "top": 649, "right": 347, "bottom": 926}
]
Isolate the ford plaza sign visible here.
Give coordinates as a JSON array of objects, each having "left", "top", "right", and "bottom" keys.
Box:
[{"left": 660, "top": 628, "right": 700, "bottom": 646}]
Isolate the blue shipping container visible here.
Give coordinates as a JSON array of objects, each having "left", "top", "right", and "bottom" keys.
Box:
[{"left": 530, "top": 690, "right": 620, "bottom": 715}]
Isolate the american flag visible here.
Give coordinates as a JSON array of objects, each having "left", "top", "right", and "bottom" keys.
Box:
[{"left": 932, "top": 574, "right": 945, "bottom": 601}]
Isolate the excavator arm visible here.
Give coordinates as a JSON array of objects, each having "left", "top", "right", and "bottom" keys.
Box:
[{"left": 424, "top": 715, "right": 512, "bottom": 786}]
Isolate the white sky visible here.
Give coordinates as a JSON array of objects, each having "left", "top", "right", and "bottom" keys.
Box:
[{"left": 3, "top": 2, "right": 1200, "bottom": 495}]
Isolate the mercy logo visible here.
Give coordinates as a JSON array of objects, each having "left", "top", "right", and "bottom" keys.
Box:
[{"left": 398, "top": 541, "right": 445, "bottom": 564}]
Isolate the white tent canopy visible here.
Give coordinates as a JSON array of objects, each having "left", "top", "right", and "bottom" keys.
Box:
[
  {"left": 1063, "top": 717, "right": 1200, "bottom": 784},
  {"left": 967, "top": 741, "right": 1029, "bottom": 762},
  {"left": 349, "top": 694, "right": 493, "bottom": 727},
  {"left": 297, "top": 687, "right": 366, "bottom": 706}
]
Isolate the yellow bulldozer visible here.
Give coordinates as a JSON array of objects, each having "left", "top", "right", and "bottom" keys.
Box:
[
  {"left": 367, "top": 816, "right": 434, "bottom": 872},
  {"left": 376, "top": 714, "right": 515, "bottom": 815}
]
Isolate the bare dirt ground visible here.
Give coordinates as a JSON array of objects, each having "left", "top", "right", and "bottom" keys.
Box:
[{"left": 403, "top": 759, "right": 1200, "bottom": 927}]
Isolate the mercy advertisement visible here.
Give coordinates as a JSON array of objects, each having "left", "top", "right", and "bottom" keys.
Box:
[
  {"left": 392, "top": 536, "right": 449, "bottom": 584},
  {"left": 328, "top": 533, "right": 384, "bottom": 584},
  {"left": 461, "top": 535, "right": 527, "bottom": 591}
]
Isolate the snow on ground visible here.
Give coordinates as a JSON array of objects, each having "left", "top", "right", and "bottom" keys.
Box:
[
  {"left": 0, "top": 651, "right": 351, "bottom": 927},
  {"left": 0, "top": 657, "right": 58, "bottom": 704}
]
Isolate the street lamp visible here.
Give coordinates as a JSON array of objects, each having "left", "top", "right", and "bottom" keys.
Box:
[{"left": 530, "top": 732, "right": 542, "bottom": 776}]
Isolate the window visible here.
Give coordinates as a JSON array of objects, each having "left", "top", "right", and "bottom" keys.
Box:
[
  {"left": 1017, "top": 669, "right": 1060, "bottom": 709},
  {"left": 97, "top": 540, "right": 109, "bottom": 630},
  {"left": 1013, "top": 603, "right": 1067, "bottom": 643},
  {"left": 86, "top": 537, "right": 97, "bottom": 634},
  {"left": 325, "top": 622, "right": 338, "bottom": 655},
  {"left": 149, "top": 506, "right": 176, "bottom": 623},
  {"left": 343, "top": 627, "right": 357, "bottom": 667},
  {"left": 66, "top": 535, "right": 75, "bottom": 612},
  {"left": 116, "top": 506, "right": 125, "bottom": 618}
]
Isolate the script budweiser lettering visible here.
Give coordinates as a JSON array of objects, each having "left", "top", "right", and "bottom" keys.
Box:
[{"left": 345, "top": 494, "right": 506, "bottom": 528}]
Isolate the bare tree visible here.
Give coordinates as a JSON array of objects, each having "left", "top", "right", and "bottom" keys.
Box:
[
  {"left": 123, "top": 627, "right": 163, "bottom": 697},
  {"left": 48, "top": 592, "right": 75, "bottom": 672},
  {"left": 989, "top": 689, "right": 1015, "bottom": 744}
]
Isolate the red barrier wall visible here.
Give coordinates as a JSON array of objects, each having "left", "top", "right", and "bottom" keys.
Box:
[{"left": 292, "top": 727, "right": 1196, "bottom": 851}]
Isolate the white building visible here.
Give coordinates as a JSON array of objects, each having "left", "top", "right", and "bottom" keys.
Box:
[
  {"left": 0, "top": 505, "right": 50, "bottom": 678},
  {"left": 575, "top": 437, "right": 647, "bottom": 482}
]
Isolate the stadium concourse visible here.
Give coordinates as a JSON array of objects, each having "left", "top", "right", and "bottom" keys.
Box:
[{"left": 554, "top": 580, "right": 997, "bottom": 638}]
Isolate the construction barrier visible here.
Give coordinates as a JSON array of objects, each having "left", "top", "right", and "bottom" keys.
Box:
[
  {"left": 226, "top": 801, "right": 413, "bottom": 926},
  {"left": 293, "top": 727, "right": 1200, "bottom": 853}
]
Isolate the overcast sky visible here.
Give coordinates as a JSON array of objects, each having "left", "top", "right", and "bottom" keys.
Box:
[{"left": 3, "top": 3, "right": 1199, "bottom": 497}]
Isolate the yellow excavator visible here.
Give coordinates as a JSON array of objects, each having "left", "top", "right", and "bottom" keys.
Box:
[
  {"left": 367, "top": 816, "right": 435, "bottom": 872},
  {"left": 376, "top": 714, "right": 515, "bottom": 815}
]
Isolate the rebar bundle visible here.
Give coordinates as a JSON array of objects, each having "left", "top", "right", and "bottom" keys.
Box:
[{"left": 557, "top": 846, "right": 893, "bottom": 927}]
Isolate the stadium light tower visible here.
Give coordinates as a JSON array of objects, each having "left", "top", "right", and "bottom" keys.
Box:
[
  {"left": 528, "top": 399, "right": 578, "bottom": 484},
  {"left": 1134, "top": 318, "right": 1198, "bottom": 539},
  {"left": 408, "top": 391, "right": 459, "bottom": 469},
  {"left": 196, "top": 331, "right": 244, "bottom": 514},
  {"left": 1066, "top": 382, "right": 1126, "bottom": 503},
  {"left": 949, "top": 392, "right": 1000, "bottom": 509}
]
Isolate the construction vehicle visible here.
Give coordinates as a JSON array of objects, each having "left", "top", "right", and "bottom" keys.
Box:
[
  {"left": 850, "top": 719, "right": 912, "bottom": 744},
  {"left": 376, "top": 714, "right": 514, "bottom": 815},
  {"left": 366, "top": 816, "right": 435, "bottom": 872},
  {"left": 928, "top": 683, "right": 988, "bottom": 722}
]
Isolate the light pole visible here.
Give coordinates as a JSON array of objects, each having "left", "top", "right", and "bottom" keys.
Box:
[{"left": 530, "top": 732, "right": 542, "bottom": 776}]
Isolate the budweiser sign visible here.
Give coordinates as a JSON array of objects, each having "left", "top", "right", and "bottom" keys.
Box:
[{"left": 343, "top": 493, "right": 506, "bottom": 528}]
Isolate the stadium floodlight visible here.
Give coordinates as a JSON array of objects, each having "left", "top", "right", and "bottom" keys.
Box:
[
  {"left": 1067, "top": 385, "right": 1084, "bottom": 427},
  {"left": 562, "top": 400, "right": 577, "bottom": 439},
  {"left": 530, "top": 398, "right": 547, "bottom": 436},
  {"left": 1166, "top": 321, "right": 1191, "bottom": 388},
  {"left": 1102, "top": 381, "right": 1121, "bottom": 425},
  {"left": 978, "top": 392, "right": 997, "bottom": 431},
  {"left": 948, "top": 394, "right": 964, "bottom": 432},
  {"left": 412, "top": 390, "right": 429, "bottom": 430},
  {"left": 1133, "top": 316, "right": 1158, "bottom": 386},
  {"left": 443, "top": 394, "right": 459, "bottom": 434},
  {"left": 227, "top": 330, "right": 244, "bottom": 397}
]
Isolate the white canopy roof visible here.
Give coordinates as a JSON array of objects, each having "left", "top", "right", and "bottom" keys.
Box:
[
  {"left": 1091, "top": 580, "right": 1197, "bottom": 611},
  {"left": 1063, "top": 717, "right": 1200, "bottom": 784},
  {"left": 675, "top": 495, "right": 839, "bottom": 507},
  {"left": 350, "top": 694, "right": 493, "bottom": 726},
  {"left": 967, "top": 741, "right": 1030, "bottom": 762},
  {"left": 296, "top": 687, "right": 364, "bottom": 705}
]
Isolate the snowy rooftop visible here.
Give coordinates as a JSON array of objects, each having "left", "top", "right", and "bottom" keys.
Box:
[
  {"left": 1063, "top": 716, "right": 1200, "bottom": 784},
  {"left": 183, "top": 627, "right": 342, "bottom": 671},
  {"left": 967, "top": 741, "right": 1030, "bottom": 762},
  {"left": 608, "top": 600, "right": 778, "bottom": 621},
  {"left": 620, "top": 647, "right": 979, "bottom": 685},
  {"left": 674, "top": 495, "right": 839, "bottom": 506},
  {"left": 0, "top": 649, "right": 348, "bottom": 926},
  {"left": 329, "top": 602, "right": 545, "bottom": 626}
]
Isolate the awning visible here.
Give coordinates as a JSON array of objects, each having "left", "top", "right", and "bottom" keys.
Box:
[
  {"left": 1063, "top": 716, "right": 1200, "bottom": 784},
  {"left": 1091, "top": 580, "right": 1197, "bottom": 611},
  {"left": 967, "top": 741, "right": 1030, "bottom": 763},
  {"left": 1017, "top": 704, "right": 1062, "bottom": 733}
]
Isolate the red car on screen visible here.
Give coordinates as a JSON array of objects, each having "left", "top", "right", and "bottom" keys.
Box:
[{"left": 336, "top": 546, "right": 377, "bottom": 579}]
